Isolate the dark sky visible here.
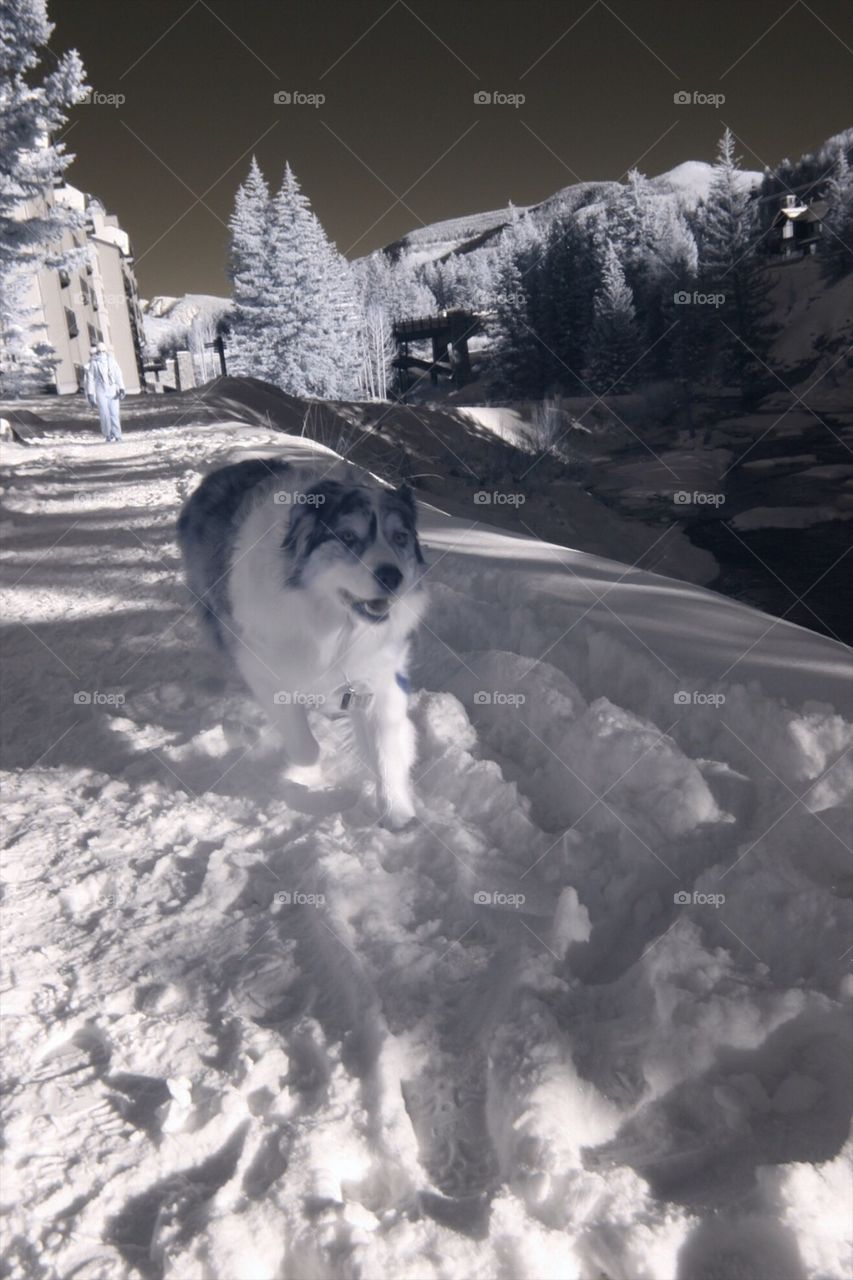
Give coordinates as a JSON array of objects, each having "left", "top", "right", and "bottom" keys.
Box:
[{"left": 49, "top": 0, "right": 853, "bottom": 299}]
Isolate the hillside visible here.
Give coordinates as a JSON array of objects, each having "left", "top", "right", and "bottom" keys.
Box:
[
  {"left": 378, "top": 158, "right": 763, "bottom": 267},
  {"left": 141, "top": 292, "right": 232, "bottom": 358}
]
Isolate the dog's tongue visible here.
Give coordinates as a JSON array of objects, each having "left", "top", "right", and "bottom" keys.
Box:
[{"left": 363, "top": 597, "right": 390, "bottom": 617}]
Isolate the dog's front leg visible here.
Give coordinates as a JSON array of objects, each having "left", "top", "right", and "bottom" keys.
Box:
[
  {"left": 272, "top": 699, "right": 320, "bottom": 767},
  {"left": 352, "top": 685, "right": 417, "bottom": 829}
]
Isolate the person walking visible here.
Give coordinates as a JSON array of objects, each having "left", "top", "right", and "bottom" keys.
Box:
[{"left": 84, "top": 342, "right": 125, "bottom": 442}]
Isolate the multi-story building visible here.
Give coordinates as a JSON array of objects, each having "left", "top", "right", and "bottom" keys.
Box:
[{"left": 14, "top": 183, "right": 145, "bottom": 394}]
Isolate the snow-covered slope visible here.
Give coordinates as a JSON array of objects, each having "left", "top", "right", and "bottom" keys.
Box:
[
  {"left": 2, "top": 416, "right": 851, "bottom": 1280},
  {"left": 378, "top": 159, "right": 762, "bottom": 266},
  {"left": 141, "top": 292, "right": 232, "bottom": 357}
]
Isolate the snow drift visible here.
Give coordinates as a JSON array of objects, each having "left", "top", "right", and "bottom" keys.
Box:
[{"left": 1, "top": 413, "right": 852, "bottom": 1280}]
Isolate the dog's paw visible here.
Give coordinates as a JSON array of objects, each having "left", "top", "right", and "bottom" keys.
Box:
[{"left": 378, "top": 805, "right": 417, "bottom": 833}]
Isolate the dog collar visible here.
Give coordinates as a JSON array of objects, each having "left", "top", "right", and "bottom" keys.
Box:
[{"left": 339, "top": 682, "right": 374, "bottom": 711}]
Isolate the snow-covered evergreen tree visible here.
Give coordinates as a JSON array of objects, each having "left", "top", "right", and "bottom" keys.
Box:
[
  {"left": 304, "top": 210, "right": 362, "bottom": 398},
  {"left": 0, "top": 0, "right": 86, "bottom": 395},
  {"left": 229, "top": 162, "right": 362, "bottom": 398},
  {"left": 821, "top": 142, "right": 853, "bottom": 280},
  {"left": 365, "top": 251, "right": 436, "bottom": 323},
  {"left": 537, "top": 213, "right": 600, "bottom": 391},
  {"left": 226, "top": 155, "right": 271, "bottom": 378},
  {"left": 698, "top": 128, "right": 773, "bottom": 403},
  {"left": 488, "top": 207, "right": 543, "bottom": 399},
  {"left": 584, "top": 238, "right": 641, "bottom": 393}
]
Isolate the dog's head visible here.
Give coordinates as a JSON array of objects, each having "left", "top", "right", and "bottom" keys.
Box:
[{"left": 282, "top": 480, "right": 426, "bottom": 624}]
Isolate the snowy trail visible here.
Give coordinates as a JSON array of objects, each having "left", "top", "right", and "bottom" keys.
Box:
[{"left": 2, "top": 419, "right": 852, "bottom": 1280}]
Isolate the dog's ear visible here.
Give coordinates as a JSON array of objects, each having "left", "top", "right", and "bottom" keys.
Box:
[
  {"left": 281, "top": 480, "right": 342, "bottom": 584},
  {"left": 395, "top": 483, "right": 425, "bottom": 565},
  {"left": 397, "top": 483, "right": 416, "bottom": 514}
]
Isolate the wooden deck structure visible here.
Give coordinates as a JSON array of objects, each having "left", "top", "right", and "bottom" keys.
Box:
[{"left": 392, "top": 308, "right": 484, "bottom": 396}]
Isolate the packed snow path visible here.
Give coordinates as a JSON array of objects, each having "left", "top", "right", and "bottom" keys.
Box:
[{"left": 2, "top": 417, "right": 852, "bottom": 1280}]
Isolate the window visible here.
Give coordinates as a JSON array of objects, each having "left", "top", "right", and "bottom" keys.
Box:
[
  {"left": 65, "top": 307, "right": 79, "bottom": 339},
  {"left": 59, "top": 268, "right": 71, "bottom": 288}
]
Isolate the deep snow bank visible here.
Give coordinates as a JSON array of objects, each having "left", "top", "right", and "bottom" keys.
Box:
[{"left": 1, "top": 419, "right": 851, "bottom": 1280}]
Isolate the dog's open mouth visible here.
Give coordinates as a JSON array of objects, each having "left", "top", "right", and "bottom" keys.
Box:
[{"left": 340, "top": 590, "right": 392, "bottom": 622}]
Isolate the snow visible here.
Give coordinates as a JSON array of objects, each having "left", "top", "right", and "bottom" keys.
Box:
[
  {"left": 2, "top": 411, "right": 852, "bottom": 1280},
  {"left": 742, "top": 456, "right": 819, "bottom": 472},
  {"left": 651, "top": 159, "right": 762, "bottom": 204},
  {"left": 141, "top": 293, "right": 232, "bottom": 356},
  {"left": 733, "top": 505, "right": 853, "bottom": 531}
]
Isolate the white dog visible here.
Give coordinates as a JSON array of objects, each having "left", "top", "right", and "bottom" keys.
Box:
[{"left": 178, "top": 458, "right": 427, "bottom": 829}]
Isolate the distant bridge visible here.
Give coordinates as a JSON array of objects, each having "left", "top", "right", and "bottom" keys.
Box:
[{"left": 392, "top": 309, "right": 485, "bottom": 395}]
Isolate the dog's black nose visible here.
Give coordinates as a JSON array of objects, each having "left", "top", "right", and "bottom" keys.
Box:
[{"left": 374, "top": 563, "right": 402, "bottom": 593}]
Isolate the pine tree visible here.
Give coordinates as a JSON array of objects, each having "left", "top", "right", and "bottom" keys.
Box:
[
  {"left": 538, "top": 214, "right": 600, "bottom": 391},
  {"left": 698, "top": 128, "right": 774, "bottom": 405},
  {"left": 263, "top": 164, "right": 361, "bottom": 399},
  {"left": 0, "top": 0, "right": 87, "bottom": 395},
  {"left": 305, "top": 212, "right": 361, "bottom": 398},
  {"left": 226, "top": 155, "right": 271, "bottom": 378},
  {"left": 662, "top": 248, "right": 713, "bottom": 440},
  {"left": 488, "top": 208, "right": 543, "bottom": 399},
  {"left": 584, "top": 238, "right": 641, "bottom": 394},
  {"left": 820, "top": 142, "right": 853, "bottom": 281}
]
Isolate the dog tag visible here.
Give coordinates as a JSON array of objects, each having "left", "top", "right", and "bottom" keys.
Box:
[{"left": 340, "top": 683, "right": 374, "bottom": 711}]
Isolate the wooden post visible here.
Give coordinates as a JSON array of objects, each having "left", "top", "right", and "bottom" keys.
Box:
[{"left": 448, "top": 312, "right": 472, "bottom": 387}]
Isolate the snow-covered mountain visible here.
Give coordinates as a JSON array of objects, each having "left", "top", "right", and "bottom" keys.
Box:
[
  {"left": 141, "top": 292, "right": 232, "bottom": 357},
  {"left": 2, "top": 393, "right": 851, "bottom": 1279},
  {"left": 380, "top": 157, "right": 763, "bottom": 268}
]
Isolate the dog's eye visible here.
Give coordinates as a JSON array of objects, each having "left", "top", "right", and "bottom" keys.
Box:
[
  {"left": 392, "top": 530, "right": 409, "bottom": 547},
  {"left": 338, "top": 529, "right": 358, "bottom": 547}
]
